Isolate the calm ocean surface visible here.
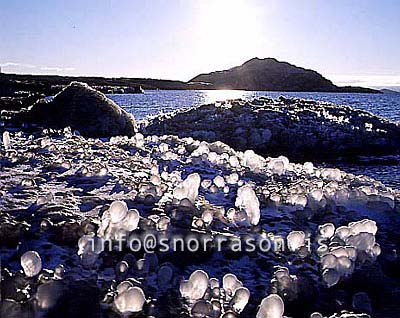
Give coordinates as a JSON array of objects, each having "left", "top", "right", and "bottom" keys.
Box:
[{"left": 109, "top": 90, "right": 400, "bottom": 189}]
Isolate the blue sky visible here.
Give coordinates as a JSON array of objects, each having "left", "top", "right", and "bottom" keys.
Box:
[{"left": 1, "top": 0, "right": 399, "bottom": 88}]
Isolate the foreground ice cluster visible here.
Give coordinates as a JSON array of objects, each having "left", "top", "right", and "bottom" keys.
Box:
[
  {"left": 180, "top": 270, "right": 251, "bottom": 317},
  {"left": 0, "top": 127, "right": 399, "bottom": 317},
  {"left": 318, "top": 219, "right": 381, "bottom": 287}
]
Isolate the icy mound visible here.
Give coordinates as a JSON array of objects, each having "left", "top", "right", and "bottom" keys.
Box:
[
  {"left": 0, "top": 128, "right": 399, "bottom": 317},
  {"left": 142, "top": 97, "right": 400, "bottom": 160},
  {"left": 9, "top": 81, "right": 137, "bottom": 137}
]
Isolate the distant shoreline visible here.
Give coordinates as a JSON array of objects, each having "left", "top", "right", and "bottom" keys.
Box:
[{"left": 0, "top": 70, "right": 380, "bottom": 98}]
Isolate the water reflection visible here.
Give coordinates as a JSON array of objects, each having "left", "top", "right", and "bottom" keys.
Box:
[{"left": 202, "top": 89, "right": 249, "bottom": 104}]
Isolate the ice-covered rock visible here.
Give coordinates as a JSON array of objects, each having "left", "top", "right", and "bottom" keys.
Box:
[
  {"left": 0, "top": 121, "right": 398, "bottom": 317},
  {"left": 143, "top": 97, "right": 400, "bottom": 160}
]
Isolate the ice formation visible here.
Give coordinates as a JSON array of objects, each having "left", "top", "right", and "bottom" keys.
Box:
[
  {"left": 319, "top": 219, "right": 381, "bottom": 287},
  {"left": 180, "top": 270, "right": 209, "bottom": 301},
  {"left": 286, "top": 231, "right": 306, "bottom": 252},
  {"left": 114, "top": 286, "right": 146, "bottom": 313},
  {"left": 256, "top": 294, "right": 284, "bottom": 318},
  {"left": 235, "top": 185, "right": 260, "bottom": 226},
  {"left": 2, "top": 131, "right": 11, "bottom": 150},
  {"left": 97, "top": 200, "right": 140, "bottom": 240},
  {"left": 173, "top": 173, "right": 201, "bottom": 204},
  {"left": 180, "top": 270, "right": 249, "bottom": 316},
  {"left": 223, "top": 273, "right": 244, "bottom": 297},
  {"left": 0, "top": 127, "right": 397, "bottom": 317},
  {"left": 109, "top": 200, "right": 128, "bottom": 223},
  {"left": 270, "top": 266, "right": 299, "bottom": 301},
  {"left": 20, "top": 251, "right": 42, "bottom": 277},
  {"left": 231, "top": 287, "right": 250, "bottom": 313}
]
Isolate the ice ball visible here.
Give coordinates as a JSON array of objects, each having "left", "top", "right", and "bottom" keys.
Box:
[
  {"left": 319, "top": 223, "right": 335, "bottom": 239},
  {"left": 109, "top": 200, "right": 128, "bottom": 223},
  {"left": 256, "top": 294, "right": 284, "bottom": 318},
  {"left": 235, "top": 185, "right": 260, "bottom": 226},
  {"left": 322, "top": 268, "right": 340, "bottom": 287},
  {"left": 287, "top": 231, "right": 306, "bottom": 252},
  {"left": 2, "top": 131, "right": 11, "bottom": 150},
  {"left": 114, "top": 286, "right": 146, "bottom": 313},
  {"left": 222, "top": 273, "right": 243, "bottom": 297},
  {"left": 231, "top": 287, "right": 250, "bottom": 313},
  {"left": 21, "top": 251, "right": 42, "bottom": 277}
]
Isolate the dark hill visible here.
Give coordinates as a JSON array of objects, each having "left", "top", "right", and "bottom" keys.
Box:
[{"left": 190, "top": 57, "right": 379, "bottom": 93}]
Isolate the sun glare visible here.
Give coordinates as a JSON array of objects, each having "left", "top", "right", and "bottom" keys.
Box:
[
  {"left": 204, "top": 89, "right": 249, "bottom": 104},
  {"left": 194, "top": 0, "right": 260, "bottom": 65}
]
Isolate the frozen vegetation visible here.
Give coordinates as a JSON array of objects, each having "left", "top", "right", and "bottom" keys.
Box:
[{"left": 1, "top": 126, "right": 399, "bottom": 317}]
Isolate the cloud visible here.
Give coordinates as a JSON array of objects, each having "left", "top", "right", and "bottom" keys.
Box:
[
  {"left": 40, "top": 66, "right": 75, "bottom": 72},
  {"left": 0, "top": 61, "right": 75, "bottom": 73},
  {"left": 0, "top": 62, "right": 36, "bottom": 68},
  {"left": 328, "top": 74, "right": 400, "bottom": 88}
]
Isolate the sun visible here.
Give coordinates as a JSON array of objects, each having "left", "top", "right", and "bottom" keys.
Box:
[{"left": 193, "top": 0, "right": 260, "bottom": 62}]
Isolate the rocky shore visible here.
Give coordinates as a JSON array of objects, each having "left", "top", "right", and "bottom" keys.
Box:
[
  {"left": 1, "top": 83, "right": 400, "bottom": 318},
  {"left": 143, "top": 97, "right": 400, "bottom": 161},
  {"left": 1, "top": 127, "right": 399, "bottom": 317}
]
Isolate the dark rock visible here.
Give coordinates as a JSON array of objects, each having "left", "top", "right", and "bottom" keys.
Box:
[
  {"left": 14, "top": 82, "right": 137, "bottom": 137},
  {"left": 44, "top": 279, "right": 101, "bottom": 318}
]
